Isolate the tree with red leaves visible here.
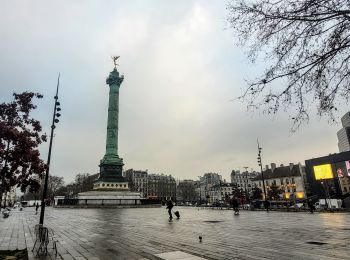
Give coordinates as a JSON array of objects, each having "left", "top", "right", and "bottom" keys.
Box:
[{"left": 0, "top": 92, "right": 47, "bottom": 207}]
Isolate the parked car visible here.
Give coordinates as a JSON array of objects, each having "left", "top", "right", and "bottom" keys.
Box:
[
  {"left": 2, "top": 209, "right": 10, "bottom": 218},
  {"left": 211, "top": 201, "right": 225, "bottom": 207},
  {"left": 294, "top": 203, "right": 304, "bottom": 209},
  {"left": 242, "top": 204, "right": 251, "bottom": 209}
]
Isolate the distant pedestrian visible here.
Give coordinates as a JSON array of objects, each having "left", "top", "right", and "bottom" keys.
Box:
[
  {"left": 264, "top": 200, "right": 270, "bottom": 211},
  {"left": 35, "top": 203, "right": 39, "bottom": 214},
  {"left": 231, "top": 197, "right": 239, "bottom": 215},
  {"left": 166, "top": 199, "right": 174, "bottom": 219},
  {"left": 307, "top": 199, "right": 315, "bottom": 213}
]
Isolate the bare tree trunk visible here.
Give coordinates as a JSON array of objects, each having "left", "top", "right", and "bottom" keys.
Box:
[
  {"left": 3, "top": 192, "right": 7, "bottom": 207},
  {"left": 0, "top": 140, "right": 10, "bottom": 211}
]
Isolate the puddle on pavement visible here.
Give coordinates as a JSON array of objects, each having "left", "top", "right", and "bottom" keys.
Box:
[{"left": 306, "top": 241, "right": 328, "bottom": 245}]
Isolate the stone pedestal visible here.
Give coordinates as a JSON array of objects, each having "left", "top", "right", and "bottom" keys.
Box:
[
  {"left": 78, "top": 190, "right": 141, "bottom": 205},
  {"left": 93, "top": 162, "right": 129, "bottom": 191}
]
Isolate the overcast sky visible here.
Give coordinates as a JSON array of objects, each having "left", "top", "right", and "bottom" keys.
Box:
[{"left": 0, "top": 1, "right": 347, "bottom": 183}]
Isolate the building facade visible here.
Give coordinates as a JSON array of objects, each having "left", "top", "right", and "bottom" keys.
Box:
[
  {"left": 147, "top": 174, "right": 176, "bottom": 202},
  {"left": 207, "top": 182, "right": 234, "bottom": 204},
  {"left": 194, "top": 180, "right": 201, "bottom": 203},
  {"left": 305, "top": 151, "right": 350, "bottom": 202},
  {"left": 198, "top": 173, "right": 223, "bottom": 202},
  {"left": 124, "top": 169, "right": 148, "bottom": 198},
  {"left": 124, "top": 170, "right": 177, "bottom": 201},
  {"left": 176, "top": 180, "right": 196, "bottom": 203},
  {"left": 1, "top": 186, "right": 16, "bottom": 207},
  {"left": 337, "top": 112, "right": 350, "bottom": 152},
  {"left": 252, "top": 163, "right": 307, "bottom": 201},
  {"left": 231, "top": 170, "right": 258, "bottom": 197}
]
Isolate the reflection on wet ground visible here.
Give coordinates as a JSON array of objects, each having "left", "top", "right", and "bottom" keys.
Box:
[{"left": 1, "top": 207, "right": 350, "bottom": 259}]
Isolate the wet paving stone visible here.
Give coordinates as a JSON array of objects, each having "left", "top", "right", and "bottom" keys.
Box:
[{"left": 0, "top": 207, "right": 350, "bottom": 259}]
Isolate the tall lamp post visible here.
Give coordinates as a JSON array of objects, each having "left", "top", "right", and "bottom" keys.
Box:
[
  {"left": 257, "top": 141, "right": 269, "bottom": 212},
  {"left": 243, "top": 166, "right": 250, "bottom": 204},
  {"left": 39, "top": 75, "right": 61, "bottom": 225},
  {"left": 174, "top": 179, "right": 177, "bottom": 204},
  {"left": 197, "top": 176, "right": 202, "bottom": 205},
  {"left": 321, "top": 179, "right": 330, "bottom": 209}
]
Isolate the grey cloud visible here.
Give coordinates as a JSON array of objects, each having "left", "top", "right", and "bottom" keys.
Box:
[{"left": 0, "top": 0, "right": 343, "bottom": 183}]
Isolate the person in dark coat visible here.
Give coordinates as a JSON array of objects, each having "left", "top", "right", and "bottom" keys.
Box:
[
  {"left": 166, "top": 199, "right": 174, "bottom": 219},
  {"left": 264, "top": 200, "right": 270, "bottom": 211},
  {"left": 307, "top": 199, "right": 315, "bottom": 213},
  {"left": 231, "top": 197, "right": 239, "bottom": 214},
  {"left": 35, "top": 203, "right": 39, "bottom": 214}
]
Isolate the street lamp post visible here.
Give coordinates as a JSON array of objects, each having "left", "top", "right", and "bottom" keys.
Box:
[
  {"left": 321, "top": 179, "right": 330, "bottom": 209},
  {"left": 243, "top": 167, "right": 250, "bottom": 204},
  {"left": 174, "top": 179, "right": 177, "bottom": 204},
  {"left": 198, "top": 176, "right": 202, "bottom": 205},
  {"left": 257, "top": 141, "right": 269, "bottom": 212},
  {"left": 39, "top": 75, "right": 61, "bottom": 225}
]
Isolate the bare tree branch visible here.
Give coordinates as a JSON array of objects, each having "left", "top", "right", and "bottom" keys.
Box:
[{"left": 227, "top": 0, "right": 350, "bottom": 130}]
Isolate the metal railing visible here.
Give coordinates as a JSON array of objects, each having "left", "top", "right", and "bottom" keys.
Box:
[{"left": 56, "top": 198, "right": 161, "bottom": 206}]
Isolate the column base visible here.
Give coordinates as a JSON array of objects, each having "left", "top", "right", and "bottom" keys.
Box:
[{"left": 93, "top": 180, "right": 129, "bottom": 191}]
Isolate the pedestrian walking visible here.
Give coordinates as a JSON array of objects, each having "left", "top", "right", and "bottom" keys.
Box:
[
  {"left": 264, "top": 200, "right": 270, "bottom": 211},
  {"left": 231, "top": 197, "right": 239, "bottom": 215},
  {"left": 307, "top": 199, "right": 315, "bottom": 213},
  {"left": 166, "top": 199, "right": 174, "bottom": 220},
  {"left": 35, "top": 203, "right": 39, "bottom": 214}
]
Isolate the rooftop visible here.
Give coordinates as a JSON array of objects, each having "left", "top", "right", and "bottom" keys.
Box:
[{"left": 253, "top": 164, "right": 303, "bottom": 181}]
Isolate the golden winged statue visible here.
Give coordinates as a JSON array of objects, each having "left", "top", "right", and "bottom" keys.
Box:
[{"left": 112, "top": 56, "right": 120, "bottom": 68}]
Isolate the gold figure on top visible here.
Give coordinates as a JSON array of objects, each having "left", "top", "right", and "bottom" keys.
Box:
[{"left": 112, "top": 56, "right": 120, "bottom": 68}]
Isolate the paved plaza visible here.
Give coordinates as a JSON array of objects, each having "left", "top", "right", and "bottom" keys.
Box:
[{"left": 0, "top": 207, "right": 350, "bottom": 260}]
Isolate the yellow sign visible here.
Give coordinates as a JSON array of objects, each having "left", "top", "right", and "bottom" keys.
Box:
[
  {"left": 295, "top": 192, "right": 305, "bottom": 199},
  {"left": 313, "top": 164, "right": 333, "bottom": 180}
]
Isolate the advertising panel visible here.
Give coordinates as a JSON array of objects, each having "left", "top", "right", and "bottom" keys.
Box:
[
  {"left": 334, "top": 161, "right": 350, "bottom": 178},
  {"left": 313, "top": 164, "right": 333, "bottom": 180},
  {"left": 346, "top": 161, "right": 350, "bottom": 177},
  {"left": 336, "top": 162, "right": 345, "bottom": 178}
]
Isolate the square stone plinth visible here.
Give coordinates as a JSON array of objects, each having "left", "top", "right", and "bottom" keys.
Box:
[{"left": 78, "top": 190, "right": 141, "bottom": 205}]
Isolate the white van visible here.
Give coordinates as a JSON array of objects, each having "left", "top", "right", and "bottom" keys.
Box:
[
  {"left": 315, "top": 199, "right": 342, "bottom": 209},
  {"left": 13, "top": 202, "right": 21, "bottom": 208}
]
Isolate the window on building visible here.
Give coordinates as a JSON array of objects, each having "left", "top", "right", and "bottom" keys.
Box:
[
  {"left": 291, "top": 178, "right": 295, "bottom": 184},
  {"left": 280, "top": 178, "right": 284, "bottom": 185},
  {"left": 273, "top": 180, "right": 276, "bottom": 185},
  {"left": 286, "top": 179, "right": 289, "bottom": 184}
]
